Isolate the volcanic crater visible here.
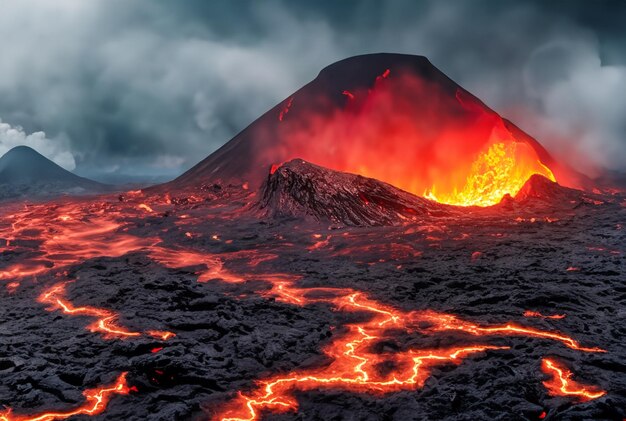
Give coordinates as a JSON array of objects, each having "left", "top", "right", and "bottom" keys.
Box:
[{"left": 0, "top": 54, "right": 624, "bottom": 421}]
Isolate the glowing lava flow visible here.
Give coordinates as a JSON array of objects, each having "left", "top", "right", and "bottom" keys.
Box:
[
  {"left": 0, "top": 200, "right": 156, "bottom": 286},
  {"left": 38, "top": 282, "right": 174, "bottom": 341},
  {"left": 524, "top": 310, "right": 566, "bottom": 320},
  {"left": 425, "top": 141, "right": 556, "bottom": 207},
  {"left": 0, "top": 372, "right": 130, "bottom": 421},
  {"left": 541, "top": 359, "right": 606, "bottom": 401},
  {"left": 419, "top": 311, "right": 604, "bottom": 353},
  {"left": 141, "top": 243, "right": 607, "bottom": 420},
  {"left": 0, "top": 193, "right": 609, "bottom": 420},
  {"left": 210, "top": 272, "right": 605, "bottom": 421},
  {"left": 259, "top": 68, "right": 562, "bottom": 207},
  {"left": 214, "top": 287, "right": 509, "bottom": 421}
]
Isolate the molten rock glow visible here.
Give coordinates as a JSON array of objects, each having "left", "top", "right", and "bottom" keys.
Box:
[
  {"left": 542, "top": 359, "right": 606, "bottom": 401},
  {"left": 265, "top": 71, "right": 559, "bottom": 207},
  {"left": 0, "top": 373, "right": 130, "bottom": 421},
  {"left": 173, "top": 55, "right": 572, "bottom": 207},
  {"left": 425, "top": 142, "right": 555, "bottom": 206}
]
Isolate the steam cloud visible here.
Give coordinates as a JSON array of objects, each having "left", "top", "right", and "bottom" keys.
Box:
[
  {"left": 0, "top": 119, "right": 75, "bottom": 170},
  {"left": 0, "top": 0, "right": 623, "bottom": 179}
]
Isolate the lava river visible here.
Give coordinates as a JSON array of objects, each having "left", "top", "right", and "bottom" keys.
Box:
[{"left": 0, "top": 191, "right": 613, "bottom": 421}]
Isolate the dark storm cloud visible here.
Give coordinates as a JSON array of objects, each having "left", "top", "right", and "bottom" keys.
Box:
[{"left": 0, "top": 0, "right": 624, "bottom": 180}]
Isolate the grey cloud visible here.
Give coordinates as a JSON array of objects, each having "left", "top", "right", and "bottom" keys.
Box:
[
  {"left": 0, "top": 119, "right": 74, "bottom": 169},
  {"left": 0, "top": 0, "right": 623, "bottom": 181}
]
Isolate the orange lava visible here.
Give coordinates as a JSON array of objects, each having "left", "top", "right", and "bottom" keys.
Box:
[
  {"left": 424, "top": 141, "right": 555, "bottom": 206},
  {"left": 262, "top": 70, "right": 559, "bottom": 207},
  {"left": 214, "top": 285, "right": 510, "bottom": 421},
  {"left": 420, "top": 311, "right": 604, "bottom": 353},
  {"left": 38, "top": 282, "right": 173, "bottom": 341},
  {"left": 38, "top": 282, "right": 141, "bottom": 339},
  {"left": 0, "top": 201, "right": 156, "bottom": 281},
  {"left": 541, "top": 358, "right": 606, "bottom": 401},
  {"left": 0, "top": 193, "right": 609, "bottom": 420},
  {"left": 138, "top": 203, "right": 154, "bottom": 213},
  {"left": 524, "top": 310, "right": 566, "bottom": 320},
  {"left": 0, "top": 372, "right": 130, "bottom": 421},
  {"left": 213, "top": 276, "right": 605, "bottom": 420}
]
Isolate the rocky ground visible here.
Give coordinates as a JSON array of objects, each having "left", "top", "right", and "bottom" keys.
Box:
[{"left": 0, "top": 180, "right": 624, "bottom": 421}]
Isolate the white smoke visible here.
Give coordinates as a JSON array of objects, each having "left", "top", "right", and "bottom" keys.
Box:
[
  {"left": 0, "top": 0, "right": 623, "bottom": 177},
  {"left": 518, "top": 36, "right": 626, "bottom": 175},
  {"left": 0, "top": 118, "right": 76, "bottom": 170}
]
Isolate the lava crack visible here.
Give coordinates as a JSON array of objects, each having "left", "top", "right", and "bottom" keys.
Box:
[{"left": 0, "top": 372, "right": 131, "bottom": 421}]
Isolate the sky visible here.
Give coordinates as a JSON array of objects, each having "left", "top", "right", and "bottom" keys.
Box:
[{"left": 0, "top": 0, "right": 624, "bottom": 182}]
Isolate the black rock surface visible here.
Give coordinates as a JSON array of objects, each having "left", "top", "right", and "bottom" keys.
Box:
[
  {"left": 0, "top": 180, "right": 624, "bottom": 421},
  {"left": 255, "top": 159, "right": 454, "bottom": 226}
]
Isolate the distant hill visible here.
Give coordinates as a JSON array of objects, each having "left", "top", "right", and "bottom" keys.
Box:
[{"left": 0, "top": 146, "right": 111, "bottom": 200}]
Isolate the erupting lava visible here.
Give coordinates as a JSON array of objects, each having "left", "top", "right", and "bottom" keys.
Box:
[
  {"left": 176, "top": 55, "right": 576, "bottom": 208},
  {"left": 425, "top": 141, "right": 556, "bottom": 206},
  {"left": 541, "top": 359, "right": 606, "bottom": 401},
  {"left": 267, "top": 71, "right": 560, "bottom": 207},
  {"left": 0, "top": 373, "right": 130, "bottom": 421}
]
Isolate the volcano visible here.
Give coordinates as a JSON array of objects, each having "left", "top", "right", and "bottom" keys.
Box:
[
  {"left": 166, "top": 53, "right": 589, "bottom": 207},
  {"left": 0, "top": 55, "right": 624, "bottom": 421},
  {"left": 0, "top": 146, "right": 109, "bottom": 200}
]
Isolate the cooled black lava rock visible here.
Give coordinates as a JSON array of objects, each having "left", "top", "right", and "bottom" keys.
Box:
[
  {"left": 255, "top": 159, "right": 454, "bottom": 226},
  {"left": 514, "top": 174, "right": 584, "bottom": 204}
]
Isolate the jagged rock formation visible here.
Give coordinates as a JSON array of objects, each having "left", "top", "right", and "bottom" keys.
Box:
[
  {"left": 256, "top": 159, "right": 453, "bottom": 226},
  {"left": 513, "top": 174, "right": 582, "bottom": 204},
  {"left": 0, "top": 146, "right": 110, "bottom": 200}
]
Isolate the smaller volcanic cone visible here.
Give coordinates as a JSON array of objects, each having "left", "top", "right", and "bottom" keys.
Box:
[
  {"left": 514, "top": 174, "right": 584, "bottom": 204},
  {"left": 256, "top": 159, "right": 453, "bottom": 226}
]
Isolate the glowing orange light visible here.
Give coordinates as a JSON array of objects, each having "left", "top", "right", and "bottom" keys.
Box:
[
  {"left": 541, "top": 358, "right": 606, "bottom": 401},
  {"left": 6, "top": 282, "right": 20, "bottom": 293},
  {"left": 260, "top": 70, "right": 560, "bottom": 207},
  {"left": 0, "top": 372, "right": 130, "bottom": 421},
  {"left": 424, "top": 142, "right": 556, "bottom": 206},
  {"left": 38, "top": 282, "right": 174, "bottom": 341},
  {"left": 524, "top": 310, "right": 566, "bottom": 320},
  {"left": 138, "top": 203, "right": 154, "bottom": 213},
  {"left": 147, "top": 330, "right": 176, "bottom": 341},
  {"left": 421, "top": 311, "right": 604, "bottom": 353},
  {"left": 38, "top": 283, "right": 141, "bottom": 339},
  {"left": 213, "top": 277, "right": 604, "bottom": 421}
]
